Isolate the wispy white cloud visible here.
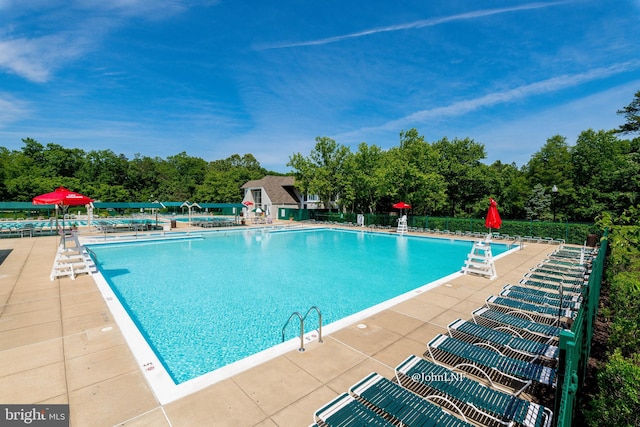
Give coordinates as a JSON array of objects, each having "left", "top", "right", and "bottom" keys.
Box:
[
  {"left": 349, "top": 60, "right": 640, "bottom": 135},
  {"left": 257, "top": 1, "right": 574, "bottom": 50},
  {"left": 0, "top": 94, "right": 29, "bottom": 128},
  {"left": 0, "top": 34, "right": 91, "bottom": 82},
  {"left": 0, "top": 0, "right": 218, "bottom": 83}
]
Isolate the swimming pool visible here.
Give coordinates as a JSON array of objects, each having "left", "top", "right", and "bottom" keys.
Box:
[{"left": 88, "top": 227, "right": 512, "bottom": 402}]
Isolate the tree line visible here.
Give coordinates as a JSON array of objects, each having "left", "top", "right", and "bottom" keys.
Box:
[
  {"left": 0, "top": 142, "right": 272, "bottom": 205},
  {"left": 1, "top": 90, "right": 639, "bottom": 223}
]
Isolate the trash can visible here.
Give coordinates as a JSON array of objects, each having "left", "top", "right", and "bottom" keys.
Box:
[
  {"left": 586, "top": 234, "right": 598, "bottom": 247},
  {"left": 170, "top": 220, "right": 177, "bottom": 229}
]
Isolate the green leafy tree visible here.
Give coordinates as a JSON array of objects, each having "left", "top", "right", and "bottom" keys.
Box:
[
  {"left": 586, "top": 350, "right": 640, "bottom": 427},
  {"left": 195, "top": 154, "right": 267, "bottom": 203},
  {"left": 126, "top": 154, "right": 163, "bottom": 201},
  {"left": 77, "top": 149, "right": 130, "bottom": 187},
  {"left": 379, "top": 130, "right": 447, "bottom": 215},
  {"left": 432, "top": 136, "right": 488, "bottom": 216},
  {"left": 0, "top": 147, "right": 11, "bottom": 199},
  {"left": 287, "top": 137, "right": 350, "bottom": 211},
  {"left": 524, "top": 135, "right": 574, "bottom": 221},
  {"left": 615, "top": 89, "right": 640, "bottom": 134},
  {"left": 42, "top": 143, "right": 86, "bottom": 178},
  {"left": 343, "top": 142, "right": 385, "bottom": 213},
  {"left": 486, "top": 161, "right": 528, "bottom": 219},
  {"left": 571, "top": 129, "right": 634, "bottom": 221},
  {"left": 4, "top": 176, "right": 62, "bottom": 201},
  {"left": 524, "top": 183, "right": 551, "bottom": 220},
  {"left": 158, "top": 152, "right": 207, "bottom": 201}
]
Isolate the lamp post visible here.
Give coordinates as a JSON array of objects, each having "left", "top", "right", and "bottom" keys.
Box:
[{"left": 552, "top": 185, "right": 558, "bottom": 222}]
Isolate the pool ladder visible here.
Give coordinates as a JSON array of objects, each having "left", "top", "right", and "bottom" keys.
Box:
[{"left": 281, "top": 306, "right": 323, "bottom": 352}]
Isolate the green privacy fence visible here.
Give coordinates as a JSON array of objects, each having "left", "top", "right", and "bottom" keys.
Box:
[
  {"left": 553, "top": 231, "right": 608, "bottom": 427},
  {"left": 289, "top": 210, "right": 598, "bottom": 245}
]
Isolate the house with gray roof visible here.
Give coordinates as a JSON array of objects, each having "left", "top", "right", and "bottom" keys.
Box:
[{"left": 241, "top": 176, "right": 301, "bottom": 219}]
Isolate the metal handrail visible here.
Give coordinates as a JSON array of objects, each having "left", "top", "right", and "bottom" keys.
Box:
[
  {"left": 281, "top": 306, "right": 323, "bottom": 352},
  {"left": 302, "top": 305, "right": 323, "bottom": 344},
  {"left": 281, "top": 311, "right": 304, "bottom": 352},
  {"left": 510, "top": 236, "right": 523, "bottom": 251}
]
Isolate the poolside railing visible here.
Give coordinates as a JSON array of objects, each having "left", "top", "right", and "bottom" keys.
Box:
[
  {"left": 553, "top": 230, "right": 608, "bottom": 427},
  {"left": 281, "top": 306, "right": 323, "bottom": 352}
]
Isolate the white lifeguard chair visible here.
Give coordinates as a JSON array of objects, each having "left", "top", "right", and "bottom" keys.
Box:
[
  {"left": 462, "top": 236, "right": 497, "bottom": 279},
  {"left": 397, "top": 215, "right": 408, "bottom": 234},
  {"left": 50, "top": 233, "right": 97, "bottom": 280}
]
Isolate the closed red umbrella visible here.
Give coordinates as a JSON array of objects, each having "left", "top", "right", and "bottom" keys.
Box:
[{"left": 485, "top": 198, "right": 502, "bottom": 231}]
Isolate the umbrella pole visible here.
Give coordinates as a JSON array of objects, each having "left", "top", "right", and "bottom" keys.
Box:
[
  {"left": 62, "top": 205, "right": 66, "bottom": 249},
  {"left": 55, "top": 205, "right": 59, "bottom": 236}
]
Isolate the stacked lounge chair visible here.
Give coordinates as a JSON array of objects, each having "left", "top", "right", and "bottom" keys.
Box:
[
  {"left": 349, "top": 373, "right": 473, "bottom": 426},
  {"left": 499, "top": 288, "right": 581, "bottom": 311},
  {"left": 313, "top": 378, "right": 474, "bottom": 427},
  {"left": 425, "top": 334, "right": 556, "bottom": 395},
  {"left": 311, "top": 243, "right": 602, "bottom": 426},
  {"left": 517, "top": 277, "right": 583, "bottom": 294},
  {"left": 502, "top": 284, "right": 582, "bottom": 302},
  {"left": 471, "top": 307, "right": 562, "bottom": 344},
  {"left": 447, "top": 318, "right": 559, "bottom": 364},
  {"left": 396, "top": 355, "right": 553, "bottom": 427},
  {"left": 313, "top": 393, "right": 394, "bottom": 426},
  {"left": 485, "top": 295, "right": 575, "bottom": 326}
]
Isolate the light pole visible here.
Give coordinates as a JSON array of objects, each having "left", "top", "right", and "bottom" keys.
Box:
[{"left": 552, "top": 185, "right": 558, "bottom": 222}]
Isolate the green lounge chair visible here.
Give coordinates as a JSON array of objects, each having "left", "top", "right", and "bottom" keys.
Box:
[
  {"left": 485, "top": 296, "right": 575, "bottom": 325},
  {"left": 349, "top": 372, "right": 473, "bottom": 426},
  {"left": 500, "top": 288, "right": 582, "bottom": 311},
  {"left": 396, "top": 355, "right": 554, "bottom": 427},
  {"left": 547, "top": 253, "right": 593, "bottom": 266},
  {"left": 524, "top": 272, "right": 586, "bottom": 287},
  {"left": 504, "top": 283, "right": 582, "bottom": 300},
  {"left": 541, "top": 259, "right": 588, "bottom": 271},
  {"left": 530, "top": 266, "right": 587, "bottom": 279},
  {"left": 447, "top": 318, "right": 559, "bottom": 363},
  {"left": 471, "top": 307, "right": 561, "bottom": 344},
  {"left": 518, "top": 278, "right": 583, "bottom": 294},
  {"left": 426, "top": 334, "right": 556, "bottom": 395},
  {"left": 313, "top": 392, "right": 394, "bottom": 426}
]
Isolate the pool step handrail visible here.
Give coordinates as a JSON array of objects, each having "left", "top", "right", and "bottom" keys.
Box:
[
  {"left": 281, "top": 306, "right": 323, "bottom": 352},
  {"left": 510, "top": 236, "right": 524, "bottom": 251},
  {"left": 303, "top": 305, "right": 323, "bottom": 345}
]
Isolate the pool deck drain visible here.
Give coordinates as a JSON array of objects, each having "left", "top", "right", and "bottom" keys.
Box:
[{"left": 0, "top": 222, "right": 558, "bottom": 426}]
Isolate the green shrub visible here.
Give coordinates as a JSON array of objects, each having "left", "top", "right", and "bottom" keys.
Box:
[
  {"left": 586, "top": 349, "right": 640, "bottom": 427},
  {"left": 608, "top": 272, "right": 640, "bottom": 357}
]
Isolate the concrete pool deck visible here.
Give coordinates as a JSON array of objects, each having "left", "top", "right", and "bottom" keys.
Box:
[{"left": 0, "top": 225, "right": 558, "bottom": 426}]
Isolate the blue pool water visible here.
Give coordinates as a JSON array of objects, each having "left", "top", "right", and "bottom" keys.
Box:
[{"left": 90, "top": 228, "right": 509, "bottom": 384}]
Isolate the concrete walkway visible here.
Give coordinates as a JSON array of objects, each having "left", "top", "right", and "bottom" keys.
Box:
[{"left": 0, "top": 229, "right": 556, "bottom": 426}]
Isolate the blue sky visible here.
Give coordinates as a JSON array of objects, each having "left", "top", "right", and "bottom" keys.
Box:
[{"left": 1, "top": 0, "right": 639, "bottom": 172}]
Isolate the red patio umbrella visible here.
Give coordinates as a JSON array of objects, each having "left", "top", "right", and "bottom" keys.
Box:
[
  {"left": 485, "top": 198, "right": 502, "bottom": 232},
  {"left": 393, "top": 202, "right": 411, "bottom": 227},
  {"left": 392, "top": 201, "right": 411, "bottom": 210},
  {"left": 33, "top": 187, "right": 94, "bottom": 246},
  {"left": 33, "top": 186, "right": 94, "bottom": 207}
]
